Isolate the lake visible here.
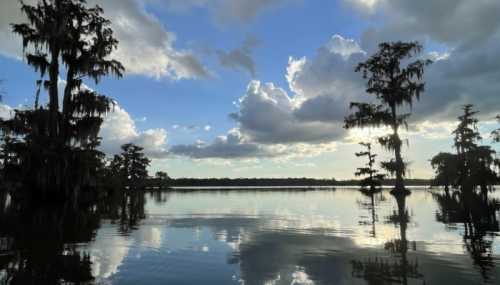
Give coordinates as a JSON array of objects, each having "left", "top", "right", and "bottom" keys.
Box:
[{"left": 0, "top": 187, "right": 499, "bottom": 284}]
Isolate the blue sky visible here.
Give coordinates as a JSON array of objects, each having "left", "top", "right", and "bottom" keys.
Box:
[{"left": 1, "top": 0, "right": 500, "bottom": 179}]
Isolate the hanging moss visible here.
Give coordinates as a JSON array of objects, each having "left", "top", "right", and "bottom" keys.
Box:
[{"left": 1, "top": 0, "right": 124, "bottom": 203}]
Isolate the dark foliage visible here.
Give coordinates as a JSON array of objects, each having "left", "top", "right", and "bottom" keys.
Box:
[
  {"left": 1, "top": 0, "right": 124, "bottom": 202},
  {"left": 352, "top": 193, "right": 425, "bottom": 284},
  {"left": 451, "top": 105, "right": 497, "bottom": 193},
  {"left": 165, "top": 178, "right": 430, "bottom": 188},
  {"left": 430, "top": 152, "right": 458, "bottom": 191},
  {"left": 0, "top": 188, "right": 148, "bottom": 284},
  {"left": 107, "top": 143, "right": 151, "bottom": 189}
]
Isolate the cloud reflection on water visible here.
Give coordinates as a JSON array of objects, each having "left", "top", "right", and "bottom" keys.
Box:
[{"left": 1, "top": 189, "right": 499, "bottom": 284}]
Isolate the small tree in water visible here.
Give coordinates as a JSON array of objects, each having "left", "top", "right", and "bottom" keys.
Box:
[
  {"left": 155, "top": 171, "right": 170, "bottom": 189},
  {"left": 453, "top": 105, "right": 483, "bottom": 191},
  {"left": 355, "top": 142, "right": 385, "bottom": 193},
  {"left": 345, "top": 42, "right": 432, "bottom": 194},
  {"left": 155, "top": 171, "right": 170, "bottom": 181},
  {"left": 110, "top": 144, "right": 151, "bottom": 189},
  {"left": 452, "top": 105, "right": 497, "bottom": 194}
]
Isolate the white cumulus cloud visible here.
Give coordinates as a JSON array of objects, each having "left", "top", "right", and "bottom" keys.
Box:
[
  {"left": 230, "top": 80, "right": 345, "bottom": 144},
  {"left": 99, "top": 105, "right": 169, "bottom": 158}
]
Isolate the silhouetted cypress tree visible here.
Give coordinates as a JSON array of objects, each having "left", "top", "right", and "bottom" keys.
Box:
[
  {"left": 452, "top": 105, "right": 497, "bottom": 193},
  {"left": 345, "top": 42, "right": 432, "bottom": 193},
  {"left": 453, "top": 105, "right": 482, "bottom": 191},
  {"left": 12, "top": 0, "right": 124, "bottom": 139},
  {"left": 154, "top": 171, "right": 170, "bottom": 189},
  {"left": 109, "top": 144, "right": 151, "bottom": 189},
  {"left": 1, "top": 0, "right": 124, "bottom": 201},
  {"left": 155, "top": 171, "right": 169, "bottom": 180}
]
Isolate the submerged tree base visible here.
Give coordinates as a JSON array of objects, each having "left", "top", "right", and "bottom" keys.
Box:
[
  {"left": 360, "top": 187, "right": 382, "bottom": 197},
  {"left": 390, "top": 187, "right": 411, "bottom": 197}
]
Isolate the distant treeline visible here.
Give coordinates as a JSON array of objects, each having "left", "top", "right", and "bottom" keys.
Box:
[{"left": 165, "top": 178, "right": 431, "bottom": 187}]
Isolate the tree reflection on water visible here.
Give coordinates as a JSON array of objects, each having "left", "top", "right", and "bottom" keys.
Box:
[
  {"left": 351, "top": 191, "right": 425, "bottom": 285},
  {"left": 0, "top": 188, "right": 498, "bottom": 284},
  {"left": 0, "top": 190, "right": 147, "bottom": 284},
  {"left": 434, "top": 189, "right": 500, "bottom": 282}
]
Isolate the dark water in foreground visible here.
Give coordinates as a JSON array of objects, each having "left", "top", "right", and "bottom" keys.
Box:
[{"left": 1, "top": 188, "right": 499, "bottom": 284}]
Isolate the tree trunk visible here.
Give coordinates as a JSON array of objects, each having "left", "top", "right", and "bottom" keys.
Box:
[
  {"left": 394, "top": 139, "right": 404, "bottom": 190},
  {"left": 391, "top": 104, "right": 405, "bottom": 192},
  {"left": 480, "top": 183, "right": 488, "bottom": 199},
  {"left": 62, "top": 67, "right": 75, "bottom": 144},
  {"left": 48, "top": 47, "right": 60, "bottom": 138},
  {"left": 369, "top": 166, "right": 375, "bottom": 193},
  {"left": 370, "top": 194, "right": 376, "bottom": 238}
]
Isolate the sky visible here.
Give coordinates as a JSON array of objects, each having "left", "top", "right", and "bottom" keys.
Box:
[{"left": 1, "top": 0, "right": 500, "bottom": 179}]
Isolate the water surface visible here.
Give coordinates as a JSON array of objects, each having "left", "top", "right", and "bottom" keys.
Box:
[{"left": 1, "top": 188, "right": 499, "bottom": 284}]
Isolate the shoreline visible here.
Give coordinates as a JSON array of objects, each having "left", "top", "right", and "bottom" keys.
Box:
[{"left": 145, "top": 185, "right": 435, "bottom": 192}]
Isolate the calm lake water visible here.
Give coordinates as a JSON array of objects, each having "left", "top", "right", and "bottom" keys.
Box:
[{"left": 1, "top": 187, "right": 500, "bottom": 284}]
